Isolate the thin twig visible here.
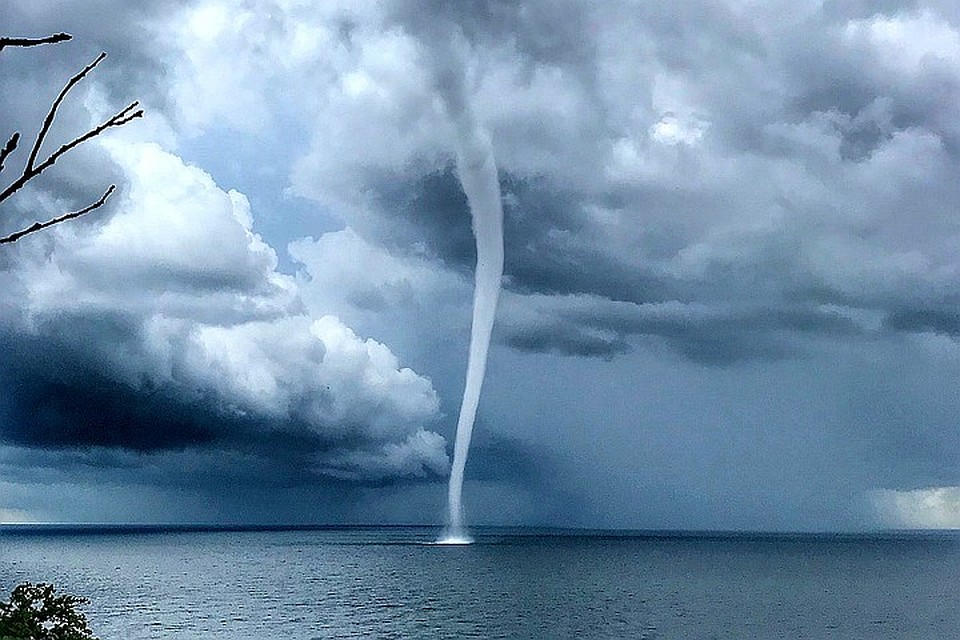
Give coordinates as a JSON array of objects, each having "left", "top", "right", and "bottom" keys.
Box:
[
  {"left": 0, "top": 33, "right": 72, "bottom": 51},
  {"left": 0, "top": 38, "right": 142, "bottom": 244},
  {"left": 0, "top": 101, "right": 143, "bottom": 204},
  {"left": 0, "top": 133, "right": 19, "bottom": 175},
  {"left": 27, "top": 52, "right": 107, "bottom": 172},
  {"left": 0, "top": 184, "right": 115, "bottom": 244}
]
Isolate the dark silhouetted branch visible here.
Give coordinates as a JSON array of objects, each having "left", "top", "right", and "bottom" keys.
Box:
[
  {"left": 0, "top": 184, "right": 115, "bottom": 244},
  {"left": 0, "top": 100, "right": 143, "bottom": 204},
  {"left": 0, "top": 34, "right": 141, "bottom": 243},
  {"left": 27, "top": 52, "right": 106, "bottom": 171},
  {"left": 0, "top": 33, "right": 72, "bottom": 51},
  {"left": 0, "top": 133, "right": 19, "bottom": 175}
]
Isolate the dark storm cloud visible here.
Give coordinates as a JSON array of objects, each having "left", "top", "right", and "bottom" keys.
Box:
[
  {"left": 500, "top": 299, "right": 863, "bottom": 364},
  {"left": 0, "top": 308, "right": 446, "bottom": 490},
  {"left": 465, "top": 431, "right": 563, "bottom": 485},
  {"left": 771, "top": 25, "right": 960, "bottom": 161},
  {"left": 391, "top": 0, "right": 596, "bottom": 70},
  {"left": 883, "top": 307, "right": 960, "bottom": 335},
  {"left": 1, "top": 1, "right": 193, "bottom": 111},
  {"left": 365, "top": 166, "right": 475, "bottom": 269},
  {"left": 360, "top": 167, "right": 674, "bottom": 302},
  {"left": 346, "top": 132, "right": 890, "bottom": 367},
  {"left": 0, "top": 313, "right": 215, "bottom": 451},
  {"left": 326, "top": 0, "right": 960, "bottom": 366},
  {"left": 502, "top": 322, "right": 630, "bottom": 360}
]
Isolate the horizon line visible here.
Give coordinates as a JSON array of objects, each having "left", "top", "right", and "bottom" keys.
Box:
[{"left": 1, "top": 522, "right": 958, "bottom": 537}]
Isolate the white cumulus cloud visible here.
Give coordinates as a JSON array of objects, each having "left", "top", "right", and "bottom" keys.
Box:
[{"left": 1, "top": 138, "right": 447, "bottom": 483}]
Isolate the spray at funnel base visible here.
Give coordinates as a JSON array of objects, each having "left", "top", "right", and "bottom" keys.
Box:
[{"left": 434, "top": 534, "right": 474, "bottom": 546}]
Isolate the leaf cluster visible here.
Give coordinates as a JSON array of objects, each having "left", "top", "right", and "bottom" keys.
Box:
[{"left": 0, "top": 583, "right": 98, "bottom": 640}]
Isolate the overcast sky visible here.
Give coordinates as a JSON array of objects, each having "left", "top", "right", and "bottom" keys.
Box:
[{"left": 1, "top": 0, "right": 959, "bottom": 530}]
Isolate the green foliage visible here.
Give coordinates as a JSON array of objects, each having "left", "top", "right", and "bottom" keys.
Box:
[{"left": 0, "top": 583, "right": 98, "bottom": 640}]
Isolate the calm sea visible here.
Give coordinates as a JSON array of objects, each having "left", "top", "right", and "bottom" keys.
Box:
[{"left": 1, "top": 526, "right": 958, "bottom": 639}]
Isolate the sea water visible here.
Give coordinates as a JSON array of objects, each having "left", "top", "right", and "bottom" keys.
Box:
[{"left": 2, "top": 526, "right": 959, "bottom": 639}]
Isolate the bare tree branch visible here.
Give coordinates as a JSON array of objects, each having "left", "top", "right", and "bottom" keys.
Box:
[
  {"left": 0, "top": 33, "right": 72, "bottom": 51},
  {"left": 0, "top": 185, "right": 114, "bottom": 244},
  {"left": 27, "top": 52, "right": 107, "bottom": 172},
  {"left": 0, "top": 101, "right": 143, "bottom": 204},
  {"left": 0, "top": 133, "right": 19, "bottom": 175},
  {"left": 0, "top": 34, "right": 141, "bottom": 243}
]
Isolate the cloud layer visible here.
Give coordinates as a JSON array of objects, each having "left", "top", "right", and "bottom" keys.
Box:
[
  {"left": 0, "top": 139, "right": 447, "bottom": 490},
  {"left": 3, "top": 0, "right": 960, "bottom": 528},
  {"left": 149, "top": 0, "right": 960, "bottom": 366}
]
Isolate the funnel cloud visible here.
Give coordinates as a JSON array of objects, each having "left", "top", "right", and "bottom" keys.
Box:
[{"left": 423, "top": 30, "right": 505, "bottom": 538}]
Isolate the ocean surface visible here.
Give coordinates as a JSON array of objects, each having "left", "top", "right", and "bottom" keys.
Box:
[{"left": 1, "top": 525, "right": 959, "bottom": 639}]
